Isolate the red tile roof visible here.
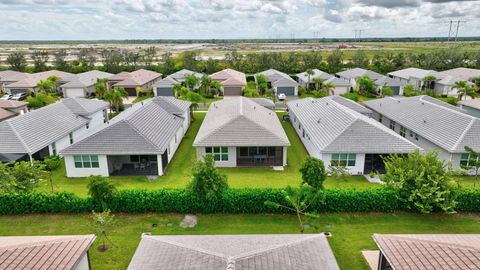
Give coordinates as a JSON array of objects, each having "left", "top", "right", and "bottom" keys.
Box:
[
  {"left": 0, "top": 235, "right": 95, "bottom": 270},
  {"left": 373, "top": 234, "right": 480, "bottom": 270}
]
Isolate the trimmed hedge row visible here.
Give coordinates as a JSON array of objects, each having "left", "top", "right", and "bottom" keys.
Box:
[{"left": 0, "top": 188, "right": 479, "bottom": 215}]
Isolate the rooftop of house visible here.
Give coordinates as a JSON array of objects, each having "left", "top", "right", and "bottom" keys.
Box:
[
  {"left": 127, "top": 234, "right": 340, "bottom": 270},
  {"left": 110, "top": 69, "right": 162, "bottom": 87},
  {"left": 0, "top": 107, "right": 15, "bottom": 121},
  {"left": 388, "top": 67, "right": 445, "bottom": 80},
  {"left": 4, "top": 70, "right": 74, "bottom": 89},
  {"left": 336, "top": 68, "right": 383, "bottom": 81},
  {"left": 364, "top": 95, "right": 480, "bottom": 152},
  {"left": 0, "top": 97, "right": 108, "bottom": 155},
  {"left": 287, "top": 96, "right": 420, "bottom": 154},
  {"left": 0, "top": 70, "right": 29, "bottom": 82},
  {"left": 297, "top": 69, "right": 334, "bottom": 81},
  {"left": 0, "top": 99, "right": 27, "bottom": 109},
  {"left": 193, "top": 97, "right": 290, "bottom": 147},
  {"left": 61, "top": 97, "right": 190, "bottom": 155},
  {"left": 257, "top": 69, "right": 297, "bottom": 87},
  {"left": 459, "top": 99, "right": 480, "bottom": 110},
  {"left": 210, "top": 68, "right": 247, "bottom": 86},
  {"left": 441, "top": 67, "right": 480, "bottom": 81},
  {"left": 374, "top": 76, "right": 406, "bottom": 87},
  {"left": 60, "top": 70, "right": 113, "bottom": 88},
  {"left": 373, "top": 234, "right": 480, "bottom": 270},
  {"left": 168, "top": 69, "right": 203, "bottom": 82},
  {"left": 0, "top": 235, "right": 95, "bottom": 270}
]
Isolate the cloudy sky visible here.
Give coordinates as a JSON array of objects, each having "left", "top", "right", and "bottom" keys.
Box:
[{"left": 0, "top": 0, "right": 479, "bottom": 40}]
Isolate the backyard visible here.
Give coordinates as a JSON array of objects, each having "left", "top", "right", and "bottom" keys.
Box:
[
  {"left": 38, "top": 112, "right": 381, "bottom": 196},
  {"left": 1, "top": 212, "right": 479, "bottom": 270}
]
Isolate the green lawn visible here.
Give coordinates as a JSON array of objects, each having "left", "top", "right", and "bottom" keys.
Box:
[
  {"left": 38, "top": 112, "right": 379, "bottom": 196},
  {"left": 1, "top": 213, "right": 479, "bottom": 270}
]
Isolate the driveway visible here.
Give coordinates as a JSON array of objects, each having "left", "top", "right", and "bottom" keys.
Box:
[{"left": 275, "top": 96, "right": 299, "bottom": 109}]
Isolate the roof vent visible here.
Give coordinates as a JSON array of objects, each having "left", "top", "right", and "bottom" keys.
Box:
[
  {"left": 254, "top": 106, "right": 256, "bottom": 110},
  {"left": 421, "top": 102, "right": 424, "bottom": 105},
  {"left": 423, "top": 119, "right": 427, "bottom": 123},
  {"left": 317, "top": 119, "right": 321, "bottom": 124},
  {"left": 326, "top": 102, "right": 329, "bottom": 105},
  {"left": 141, "top": 101, "right": 144, "bottom": 105},
  {"left": 397, "top": 100, "right": 400, "bottom": 103},
  {"left": 296, "top": 103, "right": 298, "bottom": 107}
]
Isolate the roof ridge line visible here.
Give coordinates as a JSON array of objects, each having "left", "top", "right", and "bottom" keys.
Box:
[
  {"left": 232, "top": 234, "right": 322, "bottom": 261},
  {"left": 378, "top": 234, "right": 480, "bottom": 251},
  {"left": 124, "top": 120, "right": 163, "bottom": 152},
  {"left": 147, "top": 237, "right": 229, "bottom": 260},
  {"left": 5, "top": 120, "right": 31, "bottom": 154},
  {"left": 452, "top": 117, "right": 475, "bottom": 152},
  {"left": 420, "top": 95, "right": 474, "bottom": 119}
]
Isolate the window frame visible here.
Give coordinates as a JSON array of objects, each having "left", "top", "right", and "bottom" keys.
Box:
[
  {"left": 400, "top": 126, "right": 406, "bottom": 137},
  {"left": 73, "top": 155, "right": 100, "bottom": 169},
  {"left": 206, "top": 146, "right": 228, "bottom": 161},
  {"left": 389, "top": 120, "right": 396, "bottom": 130},
  {"left": 331, "top": 153, "right": 356, "bottom": 167}
]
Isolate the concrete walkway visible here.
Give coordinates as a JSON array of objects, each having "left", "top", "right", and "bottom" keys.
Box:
[{"left": 362, "top": 250, "right": 379, "bottom": 270}]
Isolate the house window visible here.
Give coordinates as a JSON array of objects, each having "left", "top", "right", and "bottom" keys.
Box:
[
  {"left": 74, "top": 155, "right": 99, "bottom": 168},
  {"left": 103, "top": 109, "right": 108, "bottom": 123},
  {"left": 414, "top": 133, "right": 419, "bottom": 141},
  {"left": 400, "top": 126, "right": 406, "bottom": 137},
  {"left": 409, "top": 130, "right": 414, "bottom": 137},
  {"left": 389, "top": 120, "right": 396, "bottom": 130},
  {"left": 69, "top": 133, "right": 74, "bottom": 144},
  {"left": 378, "top": 114, "right": 383, "bottom": 123},
  {"left": 331, "top": 153, "right": 356, "bottom": 167},
  {"left": 51, "top": 142, "right": 57, "bottom": 156},
  {"left": 460, "top": 153, "right": 479, "bottom": 168},
  {"left": 86, "top": 122, "right": 90, "bottom": 129},
  {"left": 206, "top": 147, "right": 228, "bottom": 161}
]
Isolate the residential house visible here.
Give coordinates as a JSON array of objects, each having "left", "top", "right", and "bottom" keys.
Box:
[
  {"left": 373, "top": 75, "right": 406, "bottom": 96},
  {"left": 297, "top": 69, "right": 351, "bottom": 95},
  {"left": 336, "top": 68, "right": 384, "bottom": 89},
  {"left": 0, "top": 98, "right": 108, "bottom": 162},
  {"left": 154, "top": 69, "right": 203, "bottom": 96},
  {"left": 388, "top": 67, "right": 467, "bottom": 96},
  {"left": 373, "top": 234, "right": 480, "bottom": 270},
  {"left": 459, "top": 99, "right": 480, "bottom": 118},
  {"left": 210, "top": 68, "right": 247, "bottom": 96},
  {"left": 3, "top": 70, "right": 74, "bottom": 95},
  {"left": 61, "top": 97, "right": 190, "bottom": 177},
  {"left": 0, "top": 99, "right": 28, "bottom": 121},
  {"left": 441, "top": 67, "right": 480, "bottom": 82},
  {"left": 0, "top": 70, "right": 29, "bottom": 92},
  {"left": 128, "top": 234, "right": 340, "bottom": 270},
  {"left": 257, "top": 69, "right": 298, "bottom": 96},
  {"left": 193, "top": 97, "right": 290, "bottom": 167},
  {"left": 60, "top": 70, "right": 113, "bottom": 98},
  {"left": 0, "top": 235, "right": 95, "bottom": 270},
  {"left": 108, "top": 69, "right": 162, "bottom": 96},
  {"left": 364, "top": 95, "right": 480, "bottom": 172},
  {"left": 288, "top": 96, "right": 419, "bottom": 175}
]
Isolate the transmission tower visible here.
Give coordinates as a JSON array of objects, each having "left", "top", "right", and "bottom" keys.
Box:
[
  {"left": 447, "top": 20, "right": 466, "bottom": 42},
  {"left": 353, "top": 29, "right": 364, "bottom": 42}
]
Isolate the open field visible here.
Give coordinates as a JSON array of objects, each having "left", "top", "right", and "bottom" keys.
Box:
[
  {"left": 37, "top": 112, "right": 381, "bottom": 196},
  {"left": 1, "top": 212, "right": 479, "bottom": 270}
]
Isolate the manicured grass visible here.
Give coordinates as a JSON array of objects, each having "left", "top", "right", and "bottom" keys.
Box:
[
  {"left": 38, "top": 112, "right": 379, "bottom": 196},
  {"left": 132, "top": 94, "right": 152, "bottom": 103},
  {"left": 1, "top": 213, "right": 479, "bottom": 270}
]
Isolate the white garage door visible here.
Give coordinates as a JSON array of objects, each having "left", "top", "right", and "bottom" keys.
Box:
[{"left": 65, "top": 88, "right": 85, "bottom": 98}]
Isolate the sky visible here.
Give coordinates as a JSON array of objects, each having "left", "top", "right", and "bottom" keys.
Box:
[{"left": 0, "top": 0, "right": 479, "bottom": 40}]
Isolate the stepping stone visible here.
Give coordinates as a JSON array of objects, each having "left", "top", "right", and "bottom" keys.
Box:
[
  {"left": 272, "top": 166, "right": 284, "bottom": 171},
  {"left": 180, "top": 214, "right": 197, "bottom": 228},
  {"left": 146, "top": 175, "right": 157, "bottom": 181}
]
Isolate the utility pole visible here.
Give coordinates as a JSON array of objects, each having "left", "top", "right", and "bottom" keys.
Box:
[{"left": 353, "top": 29, "right": 364, "bottom": 42}]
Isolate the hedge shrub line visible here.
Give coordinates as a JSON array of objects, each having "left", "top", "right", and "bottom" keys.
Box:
[{"left": 0, "top": 188, "right": 479, "bottom": 215}]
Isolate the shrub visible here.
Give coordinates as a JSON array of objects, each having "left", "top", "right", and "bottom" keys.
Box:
[
  {"left": 299, "top": 157, "right": 327, "bottom": 189},
  {"left": 189, "top": 155, "right": 228, "bottom": 200},
  {"left": 341, "top": 92, "right": 359, "bottom": 102},
  {"left": 87, "top": 176, "right": 117, "bottom": 210}
]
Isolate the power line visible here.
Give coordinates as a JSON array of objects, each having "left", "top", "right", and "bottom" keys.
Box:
[
  {"left": 447, "top": 20, "right": 466, "bottom": 42},
  {"left": 353, "top": 29, "right": 364, "bottom": 42}
]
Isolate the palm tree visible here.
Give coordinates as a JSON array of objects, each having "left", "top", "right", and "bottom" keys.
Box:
[
  {"left": 323, "top": 82, "right": 335, "bottom": 96},
  {"left": 185, "top": 74, "right": 198, "bottom": 90},
  {"left": 201, "top": 75, "right": 213, "bottom": 95},
  {"left": 190, "top": 102, "right": 199, "bottom": 121},
  {"left": 457, "top": 84, "right": 477, "bottom": 101},
  {"left": 305, "top": 69, "right": 314, "bottom": 91},
  {"left": 423, "top": 75, "right": 437, "bottom": 90},
  {"left": 104, "top": 87, "right": 128, "bottom": 113},
  {"left": 172, "top": 83, "right": 183, "bottom": 98},
  {"left": 312, "top": 77, "right": 324, "bottom": 91},
  {"left": 95, "top": 78, "right": 108, "bottom": 97}
]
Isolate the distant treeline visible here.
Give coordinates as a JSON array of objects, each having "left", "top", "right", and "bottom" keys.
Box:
[
  {"left": 2, "top": 46, "right": 480, "bottom": 76},
  {"left": 1, "top": 36, "right": 480, "bottom": 45}
]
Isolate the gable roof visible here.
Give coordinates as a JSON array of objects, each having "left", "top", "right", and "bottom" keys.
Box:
[
  {"left": 324, "top": 76, "right": 351, "bottom": 87},
  {"left": 336, "top": 68, "right": 383, "bottom": 81},
  {"left": 288, "top": 96, "right": 420, "bottom": 154},
  {"left": 0, "top": 70, "right": 29, "bottom": 83},
  {"left": 0, "top": 235, "right": 95, "bottom": 270},
  {"left": 0, "top": 108, "right": 15, "bottom": 121},
  {"left": 4, "top": 70, "right": 73, "bottom": 89},
  {"left": 61, "top": 98, "right": 109, "bottom": 115},
  {"left": 128, "top": 234, "right": 340, "bottom": 270},
  {"left": 0, "top": 99, "right": 27, "bottom": 109},
  {"left": 154, "top": 76, "right": 179, "bottom": 88},
  {"left": 374, "top": 76, "right": 406, "bottom": 87},
  {"left": 60, "top": 70, "right": 113, "bottom": 88},
  {"left": 388, "top": 67, "right": 445, "bottom": 80},
  {"left": 250, "top": 98, "right": 275, "bottom": 109},
  {"left": 459, "top": 99, "right": 480, "bottom": 110},
  {"left": 168, "top": 69, "right": 203, "bottom": 82},
  {"left": 373, "top": 234, "right": 480, "bottom": 270},
  {"left": 111, "top": 69, "right": 162, "bottom": 87},
  {"left": 193, "top": 97, "right": 289, "bottom": 147},
  {"left": 441, "top": 67, "right": 480, "bottom": 81},
  {"left": 210, "top": 68, "right": 246, "bottom": 86},
  {"left": 0, "top": 98, "right": 107, "bottom": 155},
  {"left": 364, "top": 95, "right": 480, "bottom": 152},
  {"left": 297, "top": 69, "right": 333, "bottom": 82},
  {"left": 257, "top": 69, "right": 298, "bottom": 87},
  {"left": 61, "top": 97, "right": 190, "bottom": 155}
]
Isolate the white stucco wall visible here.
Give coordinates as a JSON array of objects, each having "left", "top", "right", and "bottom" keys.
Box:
[
  {"left": 73, "top": 253, "right": 90, "bottom": 270},
  {"left": 322, "top": 153, "right": 366, "bottom": 175},
  {"left": 333, "top": 86, "right": 349, "bottom": 95},
  {"left": 64, "top": 154, "right": 109, "bottom": 177},
  {"left": 196, "top": 146, "right": 237, "bottom": 167}
]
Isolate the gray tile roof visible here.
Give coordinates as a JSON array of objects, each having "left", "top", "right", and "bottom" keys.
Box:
[
  {"left": 154, "top": 76, "right": 178, "bottom": 87},
  {"left": 329, "top": 96, "right": 372, "bottom": 115},
  {"left": 388, "top": 67, "right": 445, "bottom": 80},
  {"left": 0, "top": 235, "right": 95, "bottom": 270},
  {"left": 459, "top": 99, "right": 480, "bottom": 110},
  {"left": 250, "top": 98, "right": 275, "bottom": 109},
  {"left": 324, "top": 77, "right": 351, "bottom": 87},
  {"left": 288, "top": 97, "right": 420, "bottom": 153},
  {"left": 128, "top": 234, "right": 340, "bottom": 270},
  {"left": 364, "top": 95, "right": 480, "bottom": 152},
  {"left": 168, "top": 69, "right": 203, "bottom": 82},
  {"left": 60, "top": 70, "right": 113, "bottom": 88},
  {"left": 258, "top": 69, "right": 298, "bottom": 88},
  {"left": 210, "top": 69, "right": 247, "bottom": 86},
  {"left": 61, "top": 97, "right": 190, "bottom": 155},
  {"left": 0, "top": 98, "right": 106, "bottom": 155},
  {"left": 441, "top": 67, "right": 480, "bottom": 81},
  {"left": 61, "top": 98, "right": 108, "bottom": 116},
  {"left": 336, "top": 68, "right": 383, "bottom": 81},
  {"left": 297, "top": 69, "right": 333, "bottom": 82},
  {"left": 193, "top": 97, "right": 290, "bottom": 147},
  {"left": 373, "top": 234, "right": 480, "bottom": 270},
  {"left": 374, "top": 76, "right": 406, "bottom": 87},
  {"left": 111, "top": 69, "right": 161, "bottom": 87}
]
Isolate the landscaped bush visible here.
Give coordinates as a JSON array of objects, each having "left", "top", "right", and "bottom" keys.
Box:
[{"left": 0, "top": 188, "right": 479, "bottom": 215}]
